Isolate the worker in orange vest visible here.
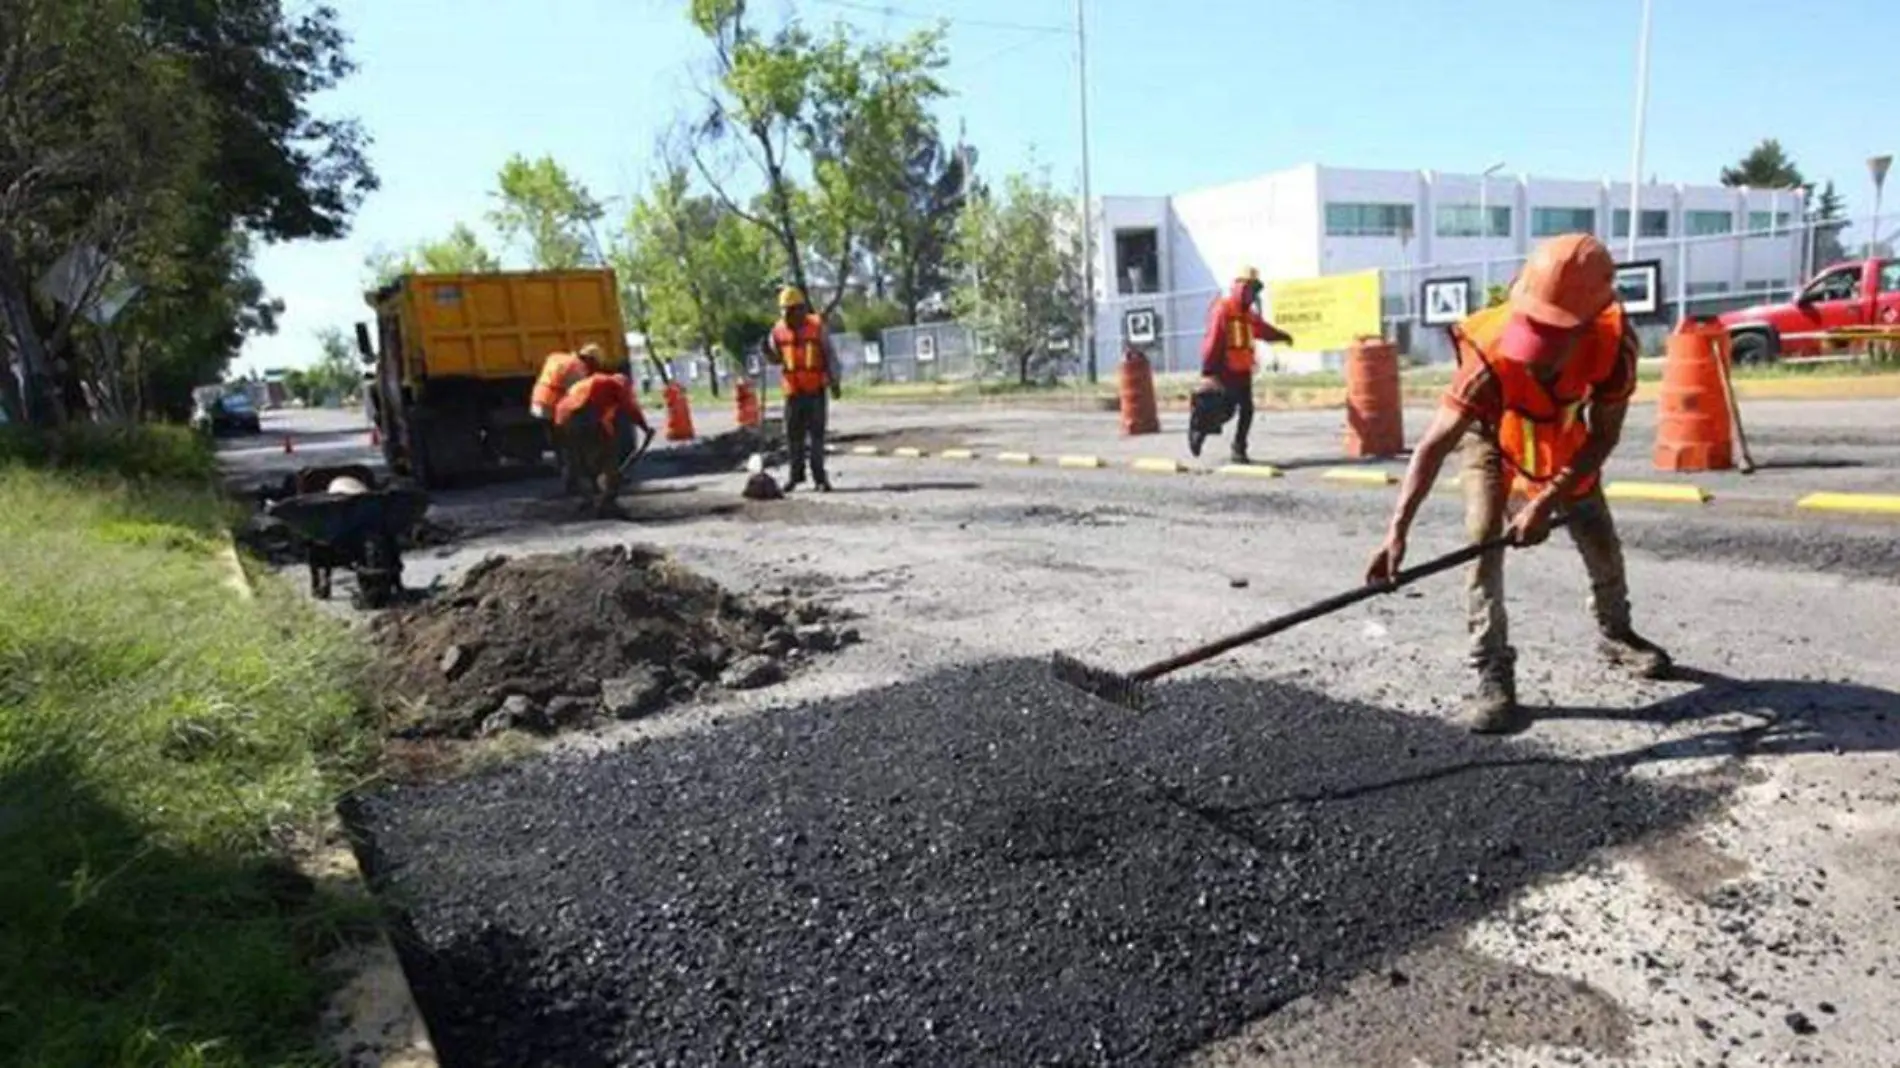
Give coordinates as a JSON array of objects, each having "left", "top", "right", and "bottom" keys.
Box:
[
  {"left": 532, "top": 343, "right": 603, "bottom": 493},
  {"left": 1365, "top": 233, "right": 1671, "bottom": 734},
  {"left": 761, "top": 285, "right": 842, "bottom": 492},
  {"left": 553, "top": 367, "right": 649, "bottom": 517},
  {"left": 1192, "top": 267, "right": 1293, "bottom": 464}
]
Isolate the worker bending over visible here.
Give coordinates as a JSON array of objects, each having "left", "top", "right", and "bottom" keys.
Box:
[
  {"left": 553, "top": 367, "right": 648, "bottom": 518},
  {"left": 1192, "top": 267, "right": 1293, "bottom": 464},
  {"left": 762, "top": 285, "right": 842, "bottom": 492},
  {"left": 1365, "top": 233, "right": 1671, "bottom": 734},
  {"left": 531, "top": 343, "right": 602, "bottom": 493}
]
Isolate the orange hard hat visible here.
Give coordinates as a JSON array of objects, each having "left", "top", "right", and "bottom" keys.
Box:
[{"left": 1508, "top": 233, "right": 1615, "bottom": 330}]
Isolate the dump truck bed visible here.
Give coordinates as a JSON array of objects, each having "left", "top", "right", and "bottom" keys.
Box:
[{"left": 383, "top": 270, "right": 629, "bottom": 383}]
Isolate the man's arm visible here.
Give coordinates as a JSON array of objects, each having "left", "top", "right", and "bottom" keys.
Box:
[
  {"left": 1250, "top": 312, "right": 1293, "bottom": 345},
  {"left": 1544, "top": 399, "right": 1627, "bottom": 500},
  {"left": 1366, "top": 402, "right": 1475, "bottom": 583}
]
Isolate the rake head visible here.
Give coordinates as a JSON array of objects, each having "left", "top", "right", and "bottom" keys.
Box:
[{"left": 1049, "top": 652, "right": 1151, "bottom": 712}]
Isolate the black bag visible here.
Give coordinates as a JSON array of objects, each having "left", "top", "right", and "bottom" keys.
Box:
[{"left": 1190, "top": 385, "right": 1235, "bottom": 435}]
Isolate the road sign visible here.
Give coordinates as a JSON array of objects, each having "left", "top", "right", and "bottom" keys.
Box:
[
  {"left": 916, "top": 334, "right": 937, "bottom": 362},
  {"left": 1123, "top": 307, "right": 1158, "bottom": 345},
  {"left": 1613, "top": 259, "right": 1662, "bottom": 318},
  {"left": 1419, "top": 277, "right": 1472, "bottom": 326}
]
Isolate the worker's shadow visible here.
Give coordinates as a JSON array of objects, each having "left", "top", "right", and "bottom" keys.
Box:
[{"left": 1537, "top": 666, "right": 1900, "bottom": 765}]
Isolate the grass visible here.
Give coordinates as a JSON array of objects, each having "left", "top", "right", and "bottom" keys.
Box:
[{"left": 0, "top": 425, "right": 377, "bottom": 1067}]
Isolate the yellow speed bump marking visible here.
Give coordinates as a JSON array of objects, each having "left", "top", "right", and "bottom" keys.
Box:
[
  {"left": 1603, "top": 481, "right": 1711, "bottom": 504},
  {"left": 995, "top": 451, "right": 1038, "bottom": 465},
  {"left": 939, "top": 448, "right": 977, "bottom": 460},
  {"left": 892, "top": 446, "right": 927, "bottom": 458},
  {"left": 1796, "top": 491, "right": 1900, "bottom": 515},
  {"left": 1321, "top": 467, "right": 1397, "bottom": 485},
  {"left": 1216, "top": 463, "right": 1285, "bottom": 478},
  {"left": 1057, "top": 454, "right": 1107, "bottom": 469},
  {"left": 1131, "top": 457, "right": 1188, "bottom": 474},
  {"left": 850, "top": 445, "right": 882, "bottom": 456}
]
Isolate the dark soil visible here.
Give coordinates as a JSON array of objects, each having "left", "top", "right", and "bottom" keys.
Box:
[
  {"left": 369, "top": 544, "right": 847, "bottom": 739},
  {"left": 346, "top": 659, "right": 1721, "bottom": 1067}
]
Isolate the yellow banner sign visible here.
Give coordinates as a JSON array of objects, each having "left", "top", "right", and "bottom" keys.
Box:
[{"left": 1265, "top": 269, "right": 1383, "bottom": 352}]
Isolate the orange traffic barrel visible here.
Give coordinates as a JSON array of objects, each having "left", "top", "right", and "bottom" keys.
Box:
[
  {"left": 663, "top": 381, "right": 696, "bottom": 442},
  {"left": 1653, "top": 319, "right": 1733, "bottom": 471},
  {"left": 734, "top": 379, "right": 761, "bottom": 428},
  {"left": 1343, "top": 337, "right": 1404, "bottom": 457},
  {"left": 1118, "top": 347, "right": 1160, "bottom": 436}
]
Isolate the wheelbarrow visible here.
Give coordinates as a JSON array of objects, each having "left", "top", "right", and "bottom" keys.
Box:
[{"left": 260, "top": 468, "right": 429, "bottom": 608}]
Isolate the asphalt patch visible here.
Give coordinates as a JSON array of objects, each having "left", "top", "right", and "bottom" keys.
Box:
[{"left": 346, "top": 660, "right": 1719, "bottom": 1067}]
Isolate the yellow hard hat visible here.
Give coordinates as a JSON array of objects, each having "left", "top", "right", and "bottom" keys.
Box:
[{"left": 777, "top": 285, "right": 807, "bottom": 309}]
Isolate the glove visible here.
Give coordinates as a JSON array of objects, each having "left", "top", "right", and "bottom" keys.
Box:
[{"left": 829, "top": 383, "right": 842, "bottom": 401}]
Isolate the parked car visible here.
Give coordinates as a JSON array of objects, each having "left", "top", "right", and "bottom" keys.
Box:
[
  {"left": 1718, "top": 258, "right": 1900, "bottom": 363},
  {"left": 192, "top": 391, "right": 263, "bottom": 437}
]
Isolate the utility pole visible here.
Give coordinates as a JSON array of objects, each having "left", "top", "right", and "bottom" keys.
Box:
[
  {"left": 1626, "top": 0, "right": 1653, "bottom": 260},
  {"left": 1075, "top": 0, "right": 1097, "bottom": 384}
]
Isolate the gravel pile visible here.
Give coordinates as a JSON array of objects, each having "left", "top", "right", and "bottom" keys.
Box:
[
  {"left": 369, "top": 544, "right": 855, "bottom": 739},
  {"left": 347, "top": 659, "right": 1720, "bottom": 1067}
]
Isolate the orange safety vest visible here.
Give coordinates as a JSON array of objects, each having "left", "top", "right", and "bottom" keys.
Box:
[
  {"left": 772, "top": 315, "right": 829, "bottom": 396},
  {"left": 553, "top": 373, "right": 638, "bottom": 436},
  {"left": 531, "top": 351, "right": 588, "bottom": 415},
  {"left": 1220, "top": 298, "right": 1257, "bottom": 376},
  {"left": 1453, "top": 302, "right": 1626, "bottom": 499}
]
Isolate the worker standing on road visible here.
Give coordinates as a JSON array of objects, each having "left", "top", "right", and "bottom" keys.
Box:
[
  {"left": 532, "top": 343, "right": 603, "bottom": 494},
  {"left": 1364, "top": 233, "right": 1672, "bottom": 734},
  {"left": 1192, "top": 267, "right": 1293, "bottom": 464},
  {"left": 761, "top": 286, "right": 842, "bottom": 492},
  {"left": 553, "top": 366, "right": 649, "bottom": 518}
]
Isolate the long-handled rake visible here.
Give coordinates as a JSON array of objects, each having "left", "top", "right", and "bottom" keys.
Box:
[{"left": 1051, "top": 516, "right": 1570, "bottom": 711}]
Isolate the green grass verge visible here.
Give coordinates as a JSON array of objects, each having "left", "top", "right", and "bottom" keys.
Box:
[{"left": 0, "top": 426, "right": 376, "bottom": 1068}]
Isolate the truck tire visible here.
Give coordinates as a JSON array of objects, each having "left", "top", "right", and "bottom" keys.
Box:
[{"left": 1731, "top": 331, "right": 1775, "bottom": 366}]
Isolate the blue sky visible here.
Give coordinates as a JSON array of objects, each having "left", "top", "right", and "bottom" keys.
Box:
[{"left": 239, "top": 0, "right": 1900, "bottom": 373}]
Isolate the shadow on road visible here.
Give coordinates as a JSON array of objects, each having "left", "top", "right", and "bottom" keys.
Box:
[{"left": 818, "top": 480, "right": 981, "bottom": 495}]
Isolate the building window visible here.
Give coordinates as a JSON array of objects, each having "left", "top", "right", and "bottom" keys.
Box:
[
  {"left": 1113, "top": 228, "right": 1159, "bottom": 295},
  {"left": 1685, "top": 281, "right": 1731, "bottom": 296},
  {"left": 1747, "top": 211, "right": 1793, "bottom": 232},
  {"left": 1434, "top": 205, "right": 1510, "bottom": 238},
  {"left": 1743, "top": 278, "right": 1789, "bottom": 293},
  {"left": 1685, "top": 210, "right": 1734, "bottom": 236},
  {"left": 1380, "top": 294, "right": 1408, "bottom": 317},
  {"left": 1611, "top": 209, "right": 1670, "bottom": 239},
  {"left": 1325, "top": 202, "right": 1415, "bottom": 237},
  {"left": 1530, "top": 207, "right": 1595, "bottom": 237}
]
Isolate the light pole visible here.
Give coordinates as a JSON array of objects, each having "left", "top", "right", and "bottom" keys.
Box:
[
  {"left": 1626, "top": 0, "right": 1654, "bottom": 260},
  {"left": 1869, "top": 154, "right": 1892, "bottom": 257},
  {"left": 1074, "top": 0, "right": 1097, "bottom": 384},
  {"left": 1478, "top": 160, "right": 1506, "bottom": 294}
]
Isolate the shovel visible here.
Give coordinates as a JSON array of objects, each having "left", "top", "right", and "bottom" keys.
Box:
[
  {"left": 619, "top": 424, "right": 657, "bottom": 475},
  {"left": 1051, "top": 515, "right": 1570, "bottom": 711}
]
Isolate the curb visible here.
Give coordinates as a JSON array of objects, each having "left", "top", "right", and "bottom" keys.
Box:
[
  {"left": 995, "top": 451, "right": 1038, "bottom": 465},
  {"left": 1795, "top": 491, "right": 1900, "bottom": 516},
  {"left": 892, "top": 446, "right": 927, "bottom": 458},
  {"left": 1057, "top": 455, "right": 1107, "bottom": 469},
  {"left": 1321, "top": 467, "right": 1397, "bottom": 485},
  {"left": 1130, "top": 457, "right": 1189, "bottom": 474},
  {"left": 939, "top": 448, "right": 977, "bottom": 460},
  {"left": 314, "top": 839, "right": 439, "bottom": 1066},
  {"left": 219, "top": 533, "right": 255, "bottom": 601},
  {"left": 1216, "top": 463, "right": 1285, "bottom": 478},
  {"left": 849, "top": 445, "right": 882, "bottom": 456},
  {"left": 1604, "top": 481, "right": 1711, "bottom": 504}
]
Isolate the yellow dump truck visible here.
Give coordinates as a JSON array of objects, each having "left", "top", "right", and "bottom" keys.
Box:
[{"left": 355, "top": 269, "right": 629, "bottom": 488}]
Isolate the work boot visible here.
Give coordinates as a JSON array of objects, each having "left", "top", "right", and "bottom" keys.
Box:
[
  {"left": 785, "top": 472, "right": 806, "bottom": 493},
  {"left": 1598, "top": 628, "right": 1674, "bottom": 680},
  {"left": 1188, "top": 424, "right": 1206, "bottom": 458},
  {"left": 1230, "top": 447, "right": 1251, "bottom": 465},
  {"left": 815, "top": 476, "right": 833, "bottom": 493},
  {"left": 1463, "top": 664, "right": 1525, "bottom": 735}
]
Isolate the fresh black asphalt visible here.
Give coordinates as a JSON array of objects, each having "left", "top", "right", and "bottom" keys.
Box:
[{"left": 346, "top": 659, "right": 1720, "bottom": 1067}]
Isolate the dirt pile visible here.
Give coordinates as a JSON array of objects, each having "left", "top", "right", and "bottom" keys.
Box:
[{"left": 371, "top": 544, "right": 854, "bottom": 739}]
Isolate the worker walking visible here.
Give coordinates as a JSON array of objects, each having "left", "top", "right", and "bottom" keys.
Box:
[
  {"left": 553, "top": 366, "right": 649, "bottom": 518},
  {"left": 762, "top": 285, "right": 842, "bottom": 492},
  {"left": 531, "top": 343, "right": 603, "bottom": 493},
  {"left": 1192, "top": 267, "right": 1293, "bottom": 464},
  {"left": 1364, "top": 234, "right": 1671, "bottom": 735}
]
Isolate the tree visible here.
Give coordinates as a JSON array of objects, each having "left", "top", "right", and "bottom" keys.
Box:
[
  {"left": 488, "top": 154, "right": 605, "bottom": 269},
  {"left": 1720, "top": 139, "right": 1806, "bottom": 191},
  {"left": 950, "top": 171, "right": 1083, "bottom": 386},
  {"left": 682, "top": 1, "right": 949, "bottom": 318},
  {"left": 874, "top": 133, "right": 973, "bottom": 323},
  {"left": 365, "top": 223, "right": 501, "bottom": 286}
]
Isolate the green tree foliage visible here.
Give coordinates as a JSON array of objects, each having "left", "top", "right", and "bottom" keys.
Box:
[
  {"left": 951, "top": 171, "right": 1083, "bottom": 385},
  {"left": 683, "top": 1, "right": 948, "bottom": 317},
  {"left": 1720, "top": 139, "right": 1806, "bottom": 191},
  {"left": 488, "top": 154, "right": 606, "bottom": 269},
  {"left": 364, "top": 223, "right": 502, "bottom": 286},
  {"left": 280, "top": 328, "right": 361, "bottom": 406},
  {"left": 877, "top": 135, "right": 975, "bottom": 324}
]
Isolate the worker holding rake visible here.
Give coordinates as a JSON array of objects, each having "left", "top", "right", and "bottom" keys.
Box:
[{"left": 1365, "top": 233, "right": 1672, "bottom": 734}]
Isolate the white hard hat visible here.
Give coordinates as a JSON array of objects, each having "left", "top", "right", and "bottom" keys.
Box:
[{"left": 327, "top": 475, "right": 369, "bottom": 495}]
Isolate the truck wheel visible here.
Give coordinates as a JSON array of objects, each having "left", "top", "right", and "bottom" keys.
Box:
[{"left": 1731, "top": 332, "right": 1774, "bottom": 365}]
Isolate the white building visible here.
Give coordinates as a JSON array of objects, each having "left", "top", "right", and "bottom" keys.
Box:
[{"left": 1092, "top": 164, "right": 1812, "bottom": 372}]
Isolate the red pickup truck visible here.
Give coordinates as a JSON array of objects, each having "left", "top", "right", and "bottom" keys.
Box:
[{"left": 1718, "top": 258, "right": 1900, "bottom": 363}]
